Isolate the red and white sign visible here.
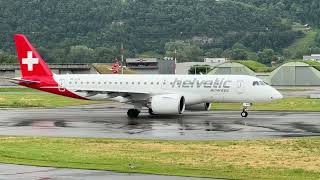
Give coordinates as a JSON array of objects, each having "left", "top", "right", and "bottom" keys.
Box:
[{"left": 111, "top": 63, "right": 120, "bottom": 73}]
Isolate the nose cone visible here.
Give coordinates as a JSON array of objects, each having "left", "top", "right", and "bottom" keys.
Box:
[{"left": 271, "top": 89, "right": 283, "bottom": 100}]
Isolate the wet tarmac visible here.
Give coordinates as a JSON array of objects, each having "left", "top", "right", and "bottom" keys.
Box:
[
  {"left": 1, "top": 103, "right": 320, "bottom": 180},
  {"left": 0, "top": 163, "right": 217, "bottom": 180},
  {"left": 0, "top": 103, "right": 319, "bottom": 140}
]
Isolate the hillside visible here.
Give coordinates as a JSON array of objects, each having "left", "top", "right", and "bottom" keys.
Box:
[
  {"left": 237, "top": 0, "right": 320, "bottom": 27},
  {"left": 0, "top": 0, "right": 318, "bottom": 64},
  {"left": 284, "top": 30, "right": 320, "bottom": 59}
]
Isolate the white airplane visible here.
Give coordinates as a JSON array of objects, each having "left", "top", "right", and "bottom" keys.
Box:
[{"left": 9, "top": 34, "right": 283, "bottom": 118}]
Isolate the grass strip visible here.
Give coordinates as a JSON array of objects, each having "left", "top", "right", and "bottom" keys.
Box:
[
  {"left": 0, "top": 87, "right": 40, "bottom": 93},
  {"left": 0, "top": 136, "right": 319, "bottom": 180},
  {"left": 0, "top": 88, "right": 319, "bottom": 112},
  {"left": 213, "top": 97, "right": 320, "bottom": 111},
  {"left": 0, "top": 93, "right": 102, "bottom": 108}
]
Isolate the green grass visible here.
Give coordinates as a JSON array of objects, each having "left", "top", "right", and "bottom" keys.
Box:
[
  {"left": 237, "top": 60, "right": 273, "bottom": 72},
  {"left": 0, "top": 87, "right": 40, "bottom": 93},
  {"left": 284, "top": 30, "right": 318, "bottom": 58},
  {"left": 303, "top": 60, "right": 320, "bottom": 71},
  {"left": 0, "top": 89, "right": 318, "bottom": 111},
  {"left": 0, "top": 93, "right": 102, "bottom": 108},
  {"left": 277, "top": 88, "right": 308, "bottom": 92},
  {"left": 0, "top": 136, "right": 319, "bottom": 180},
  {"left": 213, "top": 97, "right": 320, "bottom": 111}
]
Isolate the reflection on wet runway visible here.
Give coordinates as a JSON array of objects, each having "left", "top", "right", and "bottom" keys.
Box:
[{"left": 0, "top": 103, "right": 319, "bottom": 140}]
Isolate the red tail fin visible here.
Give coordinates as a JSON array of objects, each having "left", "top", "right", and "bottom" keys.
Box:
[{"left": 14, "top": 34, "right": 52, "bottom": 78}]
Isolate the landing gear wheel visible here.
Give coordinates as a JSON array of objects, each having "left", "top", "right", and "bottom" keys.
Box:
[
  {"left": 241, "top": 109, "right": 248, "bottom": 118},
  {"left": 127, "top": 109, "right": 140, "bottom": 118},
  {"left": 148, "top": 108, "right": 155, "bottom": 115},
  {"left": 241, "top": 103, "right": 251, "bottom": 118}
]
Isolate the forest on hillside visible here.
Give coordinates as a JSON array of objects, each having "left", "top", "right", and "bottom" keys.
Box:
[{"left": 0, "top": 0, "right": 319, "bottom": 65}]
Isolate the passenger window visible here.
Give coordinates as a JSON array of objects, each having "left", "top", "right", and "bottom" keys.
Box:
[{"left": 144, "top": 82, "right": 147, "bottom": 85}]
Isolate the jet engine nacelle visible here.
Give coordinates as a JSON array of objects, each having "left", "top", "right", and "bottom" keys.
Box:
[
  {"left": 185, "top": 102, "right": 211, "bottom": 111},
  {"left": 151, "top": 94, "right": 185, "bottom": 114}
]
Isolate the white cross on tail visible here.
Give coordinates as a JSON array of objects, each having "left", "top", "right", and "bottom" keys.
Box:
[{"left": 22, "top": 51, "right": 39, "bottom": 71}]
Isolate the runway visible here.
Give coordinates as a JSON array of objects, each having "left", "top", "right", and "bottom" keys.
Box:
[
  {"left": 0, "top": 163, "right": 217, "bottom": 180},
  {"left": 0, "top": 103, "right": 319, "bottom": 140}
]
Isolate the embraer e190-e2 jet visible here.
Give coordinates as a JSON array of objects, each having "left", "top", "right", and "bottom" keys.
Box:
[{"left": 9, "top": 34, "right": 283, "bottom": 118}]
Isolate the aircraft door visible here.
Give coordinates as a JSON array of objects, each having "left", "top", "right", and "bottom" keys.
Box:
[
  {"left": 58, "top": 79, "right": 66, "bottom": 92},
  {"left": 237, "top": 80, "right": 245, "bottom": 94}
]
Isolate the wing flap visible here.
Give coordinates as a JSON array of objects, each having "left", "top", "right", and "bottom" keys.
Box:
[
  {"left": 73, "top": 89, "right": 151, "bottom": 101},
  {"left": 74, "top": 89, "right": 150, "bottom": 95}
]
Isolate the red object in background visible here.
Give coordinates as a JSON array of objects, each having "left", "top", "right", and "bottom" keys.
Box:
[{"left": 111, "top": 62, "right": 120, "bottom": 74}]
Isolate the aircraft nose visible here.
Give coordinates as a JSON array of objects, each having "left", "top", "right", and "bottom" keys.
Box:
[{"left": 271, "top": 89, "right": 283, "bottom": 100}]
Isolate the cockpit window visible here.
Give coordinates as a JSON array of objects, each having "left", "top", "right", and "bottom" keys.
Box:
[
  {"left": 253, "top": 81, "right": 267, "bottom": 86},
  {"left": 259, "top": 81, "right": 265, "bottom": 85},
  {"left": 253, "top": 81, "right": 259, "bottom": 86}
]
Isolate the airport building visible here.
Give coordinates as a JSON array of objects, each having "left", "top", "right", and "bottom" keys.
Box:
[
  {"left": 175, "top": 58, "right": 226, "bottom": 75},
  {"left": 208, "top": 62, "right": 255, "bottom": 76},
  {"left": 204, "top": 58, "right": 227, "bottom": 63},
  {"left": 269, "top": 62, "right": 320, "bottom": 86},
  {"left": 209, "top": 61, "right": 320, "bottom": 86},
  {"left": 303, "top": 54, "right": 320, "bottom": 61},
  {"left": 126, "top": 58, "right": 175, "bottom": 74}
]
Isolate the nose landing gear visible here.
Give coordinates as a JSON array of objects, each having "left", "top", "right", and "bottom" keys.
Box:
[
  {"left": 241, "top": 103, "right": 251, "bottom": 118},
  {"left": 241, "top": 108, "right": 248, "bottom": 117}
]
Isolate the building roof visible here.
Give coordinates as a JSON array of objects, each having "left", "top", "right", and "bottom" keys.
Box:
[{"left": 126, "top": 58, "right": 158, "bottom": 63}]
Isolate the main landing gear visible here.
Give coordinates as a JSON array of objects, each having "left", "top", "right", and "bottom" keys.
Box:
[
  {"left": 127, "top": 109, "right": 140, "bottom": 118},
  {"left": 241, "top": 103, "right": 251, "bottom": 118},
  {"left": 148, "top": 108, "right": 155, "bottom": 115}
]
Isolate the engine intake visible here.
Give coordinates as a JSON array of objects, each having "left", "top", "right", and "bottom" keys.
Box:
[{"left": 151, "top": 94, "right": 185, "bottom": 114}]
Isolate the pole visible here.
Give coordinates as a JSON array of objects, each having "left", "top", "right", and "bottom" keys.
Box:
[
  {"left": 174, "top": 49, "right": 177, "bottom": 74},
  {"left": 121, "top": 43, "right": 124, "bottom": 74}
]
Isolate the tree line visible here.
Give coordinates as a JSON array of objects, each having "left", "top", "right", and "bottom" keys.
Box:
[{"left": 0, "top": 0, "right": 318, "bottom": 65}]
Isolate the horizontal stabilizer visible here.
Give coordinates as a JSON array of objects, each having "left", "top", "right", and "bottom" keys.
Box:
[{"left": 4, "top": 77, "right": 40, "bottom": 84}]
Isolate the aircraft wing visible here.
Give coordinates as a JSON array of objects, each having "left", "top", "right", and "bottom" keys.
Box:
[
  {"left": 73, "top": 88, "right": 152, "bottom": 102},
  {"left": 75, "top": 89, "right": 149, "bottom": 96}
]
